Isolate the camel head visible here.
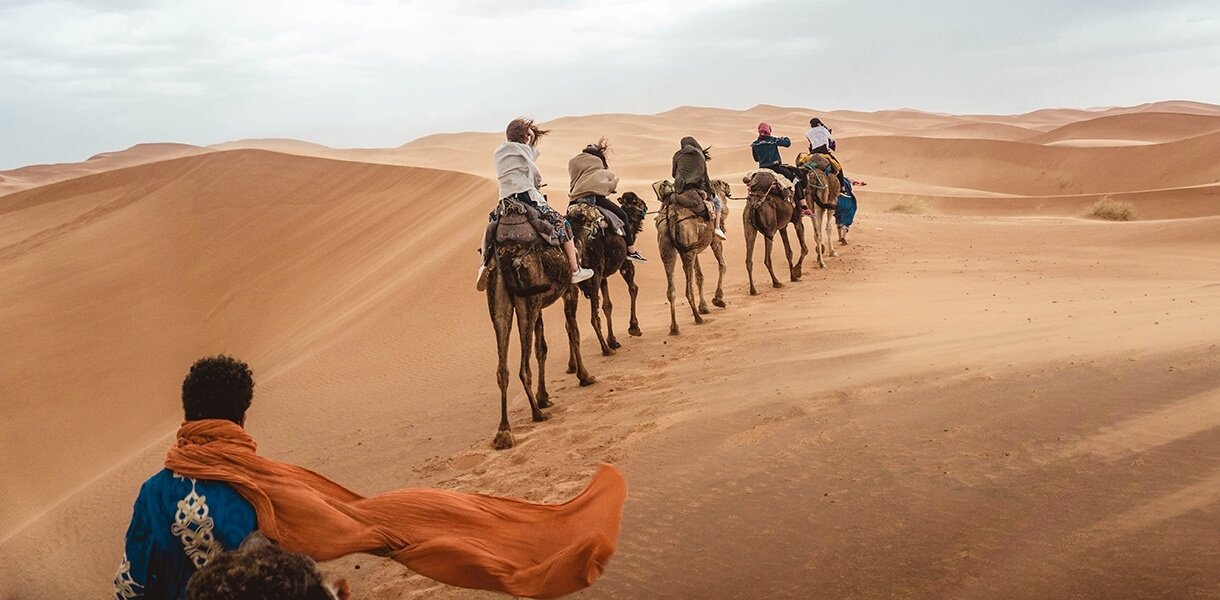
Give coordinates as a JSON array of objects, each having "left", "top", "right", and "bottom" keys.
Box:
[
  {"left": 618, "top": 191, "right": 649, "bottom": 234},
  {"left": 712, "top": 179, "right": 732, "bottom": 202}
]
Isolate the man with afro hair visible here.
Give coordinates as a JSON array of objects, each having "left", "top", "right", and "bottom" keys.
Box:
[{"left": 114, "top": 355, "right": 259, "bottom": 600}]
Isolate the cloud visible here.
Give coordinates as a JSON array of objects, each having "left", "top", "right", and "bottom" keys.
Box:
[{"left": 0, "top": 0, "right": 1217, "bottom": 169}]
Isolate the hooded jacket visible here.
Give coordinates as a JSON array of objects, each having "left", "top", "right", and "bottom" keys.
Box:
[{"left": 671, "top": 137, "right": 714, "bottom": 197}]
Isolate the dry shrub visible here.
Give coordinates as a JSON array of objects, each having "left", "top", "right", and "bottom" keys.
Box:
[
  {"left": 887, "top": 197, "right": 930, "bottom": 215},
  {"left": 1089, "top": 196, "right": 1137, "bottom": 221}
]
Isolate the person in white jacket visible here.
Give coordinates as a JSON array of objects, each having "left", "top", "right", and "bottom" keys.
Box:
[
  {"left": 478, "top": 118, "right": 593, "bottom": 290},
  {"left": 805, "top": 117, "right": 833, "bottom": 154}
]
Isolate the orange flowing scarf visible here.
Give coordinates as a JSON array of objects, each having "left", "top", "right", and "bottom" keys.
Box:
[{"left": 164, "top": 420, "right": 626, "bottom": 599}]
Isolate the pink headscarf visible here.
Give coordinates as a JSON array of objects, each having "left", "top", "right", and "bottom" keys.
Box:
[{"left": 757, "top": 122, "right": 772, "bottom": 136}]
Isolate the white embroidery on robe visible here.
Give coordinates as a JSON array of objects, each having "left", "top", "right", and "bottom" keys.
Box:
[
  {"left": 171, "top": 478, "right": 222, "bottom": 569},
  {"left": 113, "top": 552, "right": 141, "bottom": 599}
]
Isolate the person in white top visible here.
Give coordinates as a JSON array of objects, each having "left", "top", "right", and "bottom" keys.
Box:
[
  {"left": 805, "top": 117, "right": 833, "bottom": 154},
  {"left": 478, "top": 118, "right": 593, "bottom": 290}
]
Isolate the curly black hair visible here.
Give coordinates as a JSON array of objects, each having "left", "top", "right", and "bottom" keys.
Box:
[
  {"left": 186, "top": 537, "right": 334, "bottom": 600},
  {"left": 182, "top": 355, "right": 254, "bottom": 424}
]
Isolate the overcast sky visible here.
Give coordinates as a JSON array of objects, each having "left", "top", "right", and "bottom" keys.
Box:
[{"left": 1, "top": 0, "right": 1218, "bottom": 169}]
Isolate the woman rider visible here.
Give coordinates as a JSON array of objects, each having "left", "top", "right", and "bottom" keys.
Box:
[
  {"left": 568, "top": 141, "right": 646, "bottom": 262},
  {"left": 478, "top": 118, "right": 594, "bottom": 290}
]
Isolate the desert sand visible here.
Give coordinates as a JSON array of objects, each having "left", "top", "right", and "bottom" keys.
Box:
[{"left": 2, "top": 101, "right": 1219, "bottom": 599}]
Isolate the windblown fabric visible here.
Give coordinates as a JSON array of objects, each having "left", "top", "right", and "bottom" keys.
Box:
[{"left": 164, "top": 420, "right": 627, "bottom": 599}]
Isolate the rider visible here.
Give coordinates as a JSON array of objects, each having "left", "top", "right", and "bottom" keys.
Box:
[
  {"left": 752, "top": 122, "right": 811, "bottom": 215},
  {"left": 671, "top": 136, "right": 727, "bottom": 240},
  {"left": 805, "top": 117, "right": 833, "bottom": 154},
  {"left": 479, "top": 117, "right": 594, "bottom": 290},
  {"left": 568, "top": 141, "right": 646, "bottom": 262}
]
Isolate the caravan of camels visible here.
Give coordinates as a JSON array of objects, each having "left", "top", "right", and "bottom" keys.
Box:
[{"left": 483, "top": 117, "right": 857, "bottom": 448}]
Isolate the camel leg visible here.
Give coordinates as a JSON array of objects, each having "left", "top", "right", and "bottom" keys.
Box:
[
  {"left": 602, "top": 277, "right": 620, "bottom": 350},
  {"left": 813, "top": 208, "right": 827, "bottom": 269},
  {"left": 622, "top": 261, "right": 641, "bottom": 337},
  {"left": 488, "top": 276, "right": 515, "bottom": 450},
  {"left": 695, "top": 255, "right": 709, "bottom": 315},
  {"left": 563, "top": 287, "right": 596, "bottom": 386},
  {"left": 779, "top": 226, "right": 800, "bottom": 281},
  {"left": 564, "top": 287, "right": 579, "bottom": 374},
  {"left": 681, "top": 252, "right": 704, "bottom": 324},
  {"left": 826, "top": 212, "right": 839, "bottom": 258},
  {"left": 515, "top": 304, "right": 549, "bottom": 423},
  {"left": 763, "top": 233, "right": 782, "bottom": 288},
  {"left": 744, "top": 219, "right": 759, "bottom": 296},
  {"left": 711, "top": 238, "right": 727, "bottom": 308},
  {"left": 662, "top": 241, "right": 680, "bottom": 335},
  {"left": 794, "top": 217, "right": 809, "bottom": 275},
  {"left": 588, "top": 275, "right": 613, "bottom": 356},
  {"left": 534, "top": 317, "right": 552, "bottom": 409}
]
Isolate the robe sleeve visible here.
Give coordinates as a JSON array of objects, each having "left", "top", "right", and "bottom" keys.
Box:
[{"left": 114, "top": 483, "right": 155, "bottom": 599}]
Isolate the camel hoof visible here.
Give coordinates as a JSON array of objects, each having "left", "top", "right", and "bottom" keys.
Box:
[
  {"left": 693, "top": 315, "right": 705, "bottom": 324},
  {"left": 608, "top": 339, "right": 621, "bottom": 350},
  {"left": 537, "top": 395, "right": 553, "bottom": 409},
  {"left": 749, "top": 288, "right": 758, "bottom": 296},
  {"left": 698, "top": 306, "right": 710, "bottom": 315},
  {"left": 601, "top": 348, "right": 616, "bottom": 356},
  {"left": 565, "top": 366, "right": 576, "bottom": 374},
  {"left": 669, "top": 326, "right": 680, "bottom": 336},
  {"left": 493, "top": 430, "right": 514, "bottom": 450},
  {"left": 772, "top": 282, "right": 783, "bottom": 288},
  {"left": 628, "top": 327, "right": 642, "bottom": 337},
  {"left": 713, "top": 298, "right": 727, "bottom": 308},
  {"left": 579, "top": 375, "right": 597, "bottom": 386},
  {"left": 532, "top": 411, "right": 550, "bottom": 423}
]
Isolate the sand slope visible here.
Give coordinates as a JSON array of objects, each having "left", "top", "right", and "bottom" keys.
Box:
[
  {"left": 0, "top": 143, "right": 212, "bottom": 197},
  {"left": 0, "top": 150, "right": 494, "bottom": 538},
  {"left": 3, "top": 101, "right": 1220, "bottom": 598}
]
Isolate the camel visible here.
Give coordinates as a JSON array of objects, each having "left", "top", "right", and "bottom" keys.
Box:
[
  {"left": 563, "top": 192, "right": 648, "bottom": 357},
  {"left": 741, "top": 170, "right": 808, "bottom": 294},
  {"left": 487, "top": 204, "right": 595, "bottom": 450},
  {"left": 801, "top": 156, "right": 844, "bottom": 269},
  {"left": 653, "top": 180, "right": 728, "bottom": 335}
]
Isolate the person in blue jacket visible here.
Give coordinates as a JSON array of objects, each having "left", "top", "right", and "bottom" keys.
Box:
[
  {"left": 751, "top": 122, "right": 810, "bottom": 214},
  {"left": 114, "top": 356, "right": 259, "bottom": 600}
]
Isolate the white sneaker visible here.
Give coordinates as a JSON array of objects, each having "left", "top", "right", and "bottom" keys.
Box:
[
  {"left": 475, "top": 264, "right": 489, "bottom": 291},
  {"left": 714, "top": 228, "right": 728, "bottom": 240},
  {"left": 571, "top": 267, "right": 594, "bottom": 284}
]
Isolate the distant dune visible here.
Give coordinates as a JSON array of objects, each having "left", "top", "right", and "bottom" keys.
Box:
[{"left": 0, "top": 143, "right": 211, "bottom": 196}]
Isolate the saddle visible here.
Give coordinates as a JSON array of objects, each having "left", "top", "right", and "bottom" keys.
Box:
[
  {"left": 797, "top": 152, "right": 842, "bottom": 177},
  {"left": 743, "top": 169, "right": 795, "bottom": 205},
  {"left": 653, "top": 180, "right": 714, "bottom": 220},
  {"left": 494, "top": 196, "right": 562, "bottom": 247},
  {"left": 569, "top": 197, "right": 625, "bottom": 237}
]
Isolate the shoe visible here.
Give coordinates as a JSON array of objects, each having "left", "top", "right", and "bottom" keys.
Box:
[
  {"left": 714, "top": 228, "right": 728, "bottom": 240},
  {"left": 627, "top": 250, "right": 647, "bottom": 262},
  {"left": 475, "top": 264, "right": 489, "bottom": 291},
  {"left": 571, "top": 267, "right": 594, "bottom": 283}
]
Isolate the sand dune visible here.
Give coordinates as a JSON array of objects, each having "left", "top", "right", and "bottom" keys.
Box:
[
  {"left": 1029, "top": 112, "right": 1220, "bottom": 145},
  {"left": 3, "top": 101, "right": 1220, "bottom": 598},
  {"left": 0, "top": 143, "right": 211, "bottom": 197},
  {"left": 0, "top": 150, "right": 494, "bottom": 538}
]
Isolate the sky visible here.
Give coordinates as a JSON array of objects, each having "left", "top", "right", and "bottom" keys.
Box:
[{"left": 1, "top": 0, "right": 1218, "bottom": 169}]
